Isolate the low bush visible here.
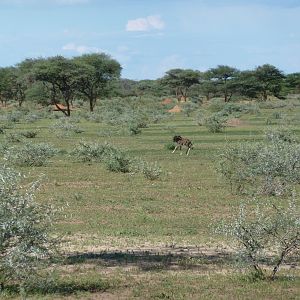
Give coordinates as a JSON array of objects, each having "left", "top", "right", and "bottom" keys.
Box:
[
  {"left": 204, "top": 112, "right": 227, "bottom": 133},
  {"left": 4, "top": 142, "right": 57, "bottom": 167},
  {"left": 195, "top": 110, "right": 206, "bottom": 126},
  {"left": 128, "top": 122, "right": 142, "bottom": 135},
  {"left": 258, "top": 100, "right": 287, "bottom": 109},
  {"left": 6, "top": 111, "right": 23, "bottom": 123},
  {"left": 217, "top": 197, "right": 300, "bottom": 280},
  {"left": 165, "top": 142, "right": 176, "bottom": 150},
  {"left": 71, "top": 141, "right": 111, "bottom": 162},
  {"left": 24, "top": 113, "right": 40, "bottom": 123},
  {"left": 50, "top": 119, "right": 84, "bottom": 137},
  {"left": 265, "top": 127, "right": 297, "bottom": 144},
  {"left": 0, "top": 165, "right": 59, "bottom": 296},
  {"left": 103, "top": 147, "right": 131, "bottom": 173},
  {"left": 207, "top": 98, "right": 226, "bottom": 112},
  {"left": 20, "top": 130, "right": 38, "bottom": 139},
  {"left": 218, "top": 136, "right": 300, "bottom": 195},
  {"left": 139, "top": 160, "right": 162, "bottom": 180},
  {"left": 182, "top": 102, "right": 198, "bottom": 117},
  {"left": 5, "top": 132, "right": 24, "bottom": 143}
]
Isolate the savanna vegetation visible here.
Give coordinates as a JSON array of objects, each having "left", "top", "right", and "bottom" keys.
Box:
[{"left": 0, "top": 54, "right": 299, "bottom": 299}]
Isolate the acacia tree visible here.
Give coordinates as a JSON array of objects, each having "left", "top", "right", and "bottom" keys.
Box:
[
  {"left": 33, "top": 56, "right": 87, "bottom": 116},
  {"left": 208, "top": 65, "right": 239, "bottom": 102},
  {"left": 198, "top": 71, "right": 219, "bottom": 101},
  {"left": 233, "top": 70, "right": 261, "bottom": 99},
  {"left": 72, "top": 53, "right": 121, "bottom": 112},
  {"left": 285, "top": 73, "right": 300, "bottom": 94},
  {"left": 13, "top": 58, "right": 39, "bottom": 107},
  {"left": 253, "top": 64, "right": 285, "bottom": 101},
  {"left": 160, "top": 69, "right": 201, "bottom": 101}
]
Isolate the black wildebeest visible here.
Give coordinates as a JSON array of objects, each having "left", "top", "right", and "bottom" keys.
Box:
[{"left": 172, "top": 135, "right": 193, "bottom": 155}]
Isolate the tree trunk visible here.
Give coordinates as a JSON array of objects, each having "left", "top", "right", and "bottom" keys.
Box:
[
  {"left": 65, "top": 100, "right": 71, "bottom": 116},
  {"left": 89, "top": 97, "right": 97, "bottom": 112},
  {"left": 175, "top": 88, "right": 181, "bottom": 102},
  {"left": 183, "top": 88, "right": 188, "bottom": 101},
  {"left": 224, "top": 87, "right": 229, "bottom": 102},
  {"left": 262, "top": 90, "right": 268, "bottom": 101}
]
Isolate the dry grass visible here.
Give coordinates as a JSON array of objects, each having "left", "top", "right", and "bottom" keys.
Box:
[{"left": 0, "top": 103, "right": 299, "bottom": 299}]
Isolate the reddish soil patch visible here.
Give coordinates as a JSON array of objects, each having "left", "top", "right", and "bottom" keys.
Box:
[
  {"left": 226, "top": 118, "right": 244, "bottom": 127},
  {"left": 161, "top": 98, "right": 173, "bottom": 105},
  {"left": 168, "top": 105, "right": 181, "bottom": 113}
]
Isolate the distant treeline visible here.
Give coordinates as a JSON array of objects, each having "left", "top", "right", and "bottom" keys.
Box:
[{"left": 0, "top": 53, "right": 300, "bottom": 116}]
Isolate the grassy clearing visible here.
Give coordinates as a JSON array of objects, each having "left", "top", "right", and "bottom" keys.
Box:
[{"left": 0, "top": 101, "right": 299, "bottom": 298}]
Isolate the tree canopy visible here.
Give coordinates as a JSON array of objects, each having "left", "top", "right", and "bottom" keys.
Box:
[{"left": 160, "top": 69, "right": 202, "bottom": 101}]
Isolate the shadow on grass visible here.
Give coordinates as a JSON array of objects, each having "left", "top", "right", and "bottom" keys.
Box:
[{"left": 65, "top": 247, "right": 238, "bottom": 271}]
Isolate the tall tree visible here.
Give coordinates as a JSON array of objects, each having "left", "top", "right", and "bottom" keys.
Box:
[
  {"left": 253, "top": 64, "right": 285, "bottom": 101},
  {"left": 208, "top": 65, "right": 239, "bottom": 102},
  {"left": 160, "top": 69, "right": 202, "bottom": 101},
  {"left": 285, "top": 73, "right": 300, "bottom": 94},
  {"left": 72, "top": 53, "right": 121, "bottom": 112},
  {"left": 15, "top": 58, "right": 40, "bottom": 107},
  {"left": 116, "top": 79, "right": 138, "bottom": 97},
  {"left": 231, "top": 70, "right": 261, "bottom": 99},
  {"left": 33, "top": 56, "right": 84, "bottom": 116}
]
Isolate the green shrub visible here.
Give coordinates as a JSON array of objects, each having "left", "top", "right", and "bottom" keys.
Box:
[
  {"left": 218, "top": 138, "right": 300, "bottom": 195},
  {"left": 71, "top": 141, "right": 109, "bottom": 162},
  {"left": 6, "top": 111, "right": 23, "bottom": 123},
  {"left": 217, "top": 197, "right": 300, "bottom": 280},
  {"left": 20, "top": 130, "right": 38, "bottom": 139},
  {"left": 265, "top": 127, "right": 297, "bottom": 144},
  {"left": 140, "top": 160, "right": 162, "bottom": 180},
  {"left": 272, "top": 111, "right": 283, "bottom": 119},
  {"left": 204, "top": 113, "right": 227, "bottom": 133},
  {"left": 104, "top": 148, "right": 131, "bottom": 173},
  {"left": 165, "top": 142, "right": 176, "bottom": 150},
  {"left": 86, "top": 112, "right": 102, "bottom": 123},
  {"left": 5, "top": 132, "right": 24, "bottom": 143},
  {"left": 128, "top": 122, "right": 142, "bottom": 135},
  {"left": 0, "top": 141, "right": 9, "bottom": 153},
  {"left": 4, "top": 142, "right": 57, "bottom": 167},
  {"left": 24, "top": 113, "right": 40, "bottom": 123},
  {"left": 207, "top": 98, "right": 226, "bottom": 112},
  {"left": 182, "top": 102, "right": 198, "bottom": 117},
  {"left": 50, "top": 119, "right": 84, "bottom": 137},
  {"left": 195, "top": 110, "right": 206, "bottom": 126},
  {"left": 0, "top": 165, "right": 59, "bottom": 296},
  {"left": 72, "top": 142, "right": 131, "bottom": 172},
  {"left": 258, "top": 100, "right": 287, "bottom": 109}
]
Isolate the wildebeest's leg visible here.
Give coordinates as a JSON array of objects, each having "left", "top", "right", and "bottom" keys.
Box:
[
  {"left": 172, "top": 145, "right": 179, "bottom": 153},
  {"left": 179, "top": 145, "right": 183, "bottom": 155},
  {"left": 186, "top": 147, "right": 191, "bottom": 156}
]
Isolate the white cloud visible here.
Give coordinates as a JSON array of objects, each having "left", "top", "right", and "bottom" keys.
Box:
[
  {"left": 62, "top": 43, "right": 103, "bottom": 54},
  {"left": 126, "top": 15, "right": 165, "bottom": 32}
]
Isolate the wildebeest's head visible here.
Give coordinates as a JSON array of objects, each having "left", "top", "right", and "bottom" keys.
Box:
[{"left": 173, "top": 135, "right": 182, "bottom": 143}]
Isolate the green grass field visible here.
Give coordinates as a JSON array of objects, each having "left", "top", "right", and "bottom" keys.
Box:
[{"left": 0, "top": 101, "right": 300, "bottom": 299}]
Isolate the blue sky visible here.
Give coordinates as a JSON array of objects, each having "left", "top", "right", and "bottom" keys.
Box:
[{"left": 0, "top": 0, "right": 300, "bottom": 79}]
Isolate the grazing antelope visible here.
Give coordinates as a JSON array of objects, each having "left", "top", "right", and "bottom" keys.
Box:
[{"left": 172, "top": 135, "right": 193, "bottom": 155}]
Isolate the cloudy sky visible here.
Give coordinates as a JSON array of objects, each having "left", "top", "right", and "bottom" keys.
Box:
[{"left": 0, "top": 0, "right": 299, "bottom": 79}]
